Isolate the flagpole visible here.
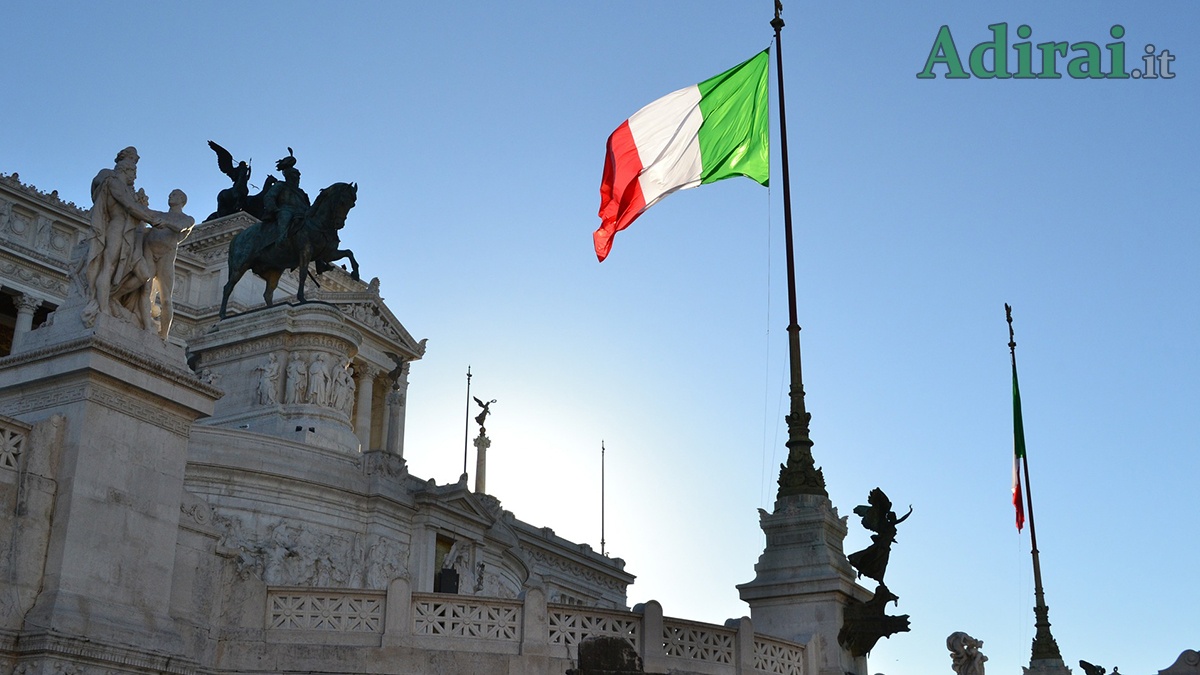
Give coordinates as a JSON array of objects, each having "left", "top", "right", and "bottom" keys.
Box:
[
  {"left": 601, "top": 441, "right": 606, "bottom": 557},
  {"left": 1006, "top": 306, "right": 1065, "bottom": 666},
  {"left": 462, "top": 366, "right": 472, "bottom": 481},
  {"left": 772, "top": 2, "right": 826, "bottom": 500}
]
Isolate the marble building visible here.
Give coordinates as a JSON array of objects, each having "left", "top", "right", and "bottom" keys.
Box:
[{"left": 0, "top": 162, "right": 861, "bottom": 675}]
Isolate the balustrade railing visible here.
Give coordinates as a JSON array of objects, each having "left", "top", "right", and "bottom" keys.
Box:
[
  {"left": 262, "top": 584, "right": 807, "bottom": 675},
  {"left": 412, "top": 593, "right": 521, "bottom": 641}
]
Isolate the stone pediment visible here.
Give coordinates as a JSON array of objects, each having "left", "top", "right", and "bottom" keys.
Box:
[
  {"left": 413, "top": 479, "right": 498, "bottom": 529},
  {"left": 319, "top": 280, "right": 425, "bottom": 361}
]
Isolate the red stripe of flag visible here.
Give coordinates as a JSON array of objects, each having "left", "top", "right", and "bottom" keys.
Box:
[{"left": 595, "top": 120, "right": 647, "bottom": 262}]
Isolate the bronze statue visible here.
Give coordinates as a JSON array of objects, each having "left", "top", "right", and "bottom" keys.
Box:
[
  {"left": 383, "top": 351, "right": 408, "bottom": 390},
  {"left": 205, "top": 141, "right": 280, "bottom": 222},
  {"left": 260, "top": 148, "right": 310, "bottom": 245},
  {"left": 219, "top": 181, "right": 360, "bottom": 318},
  {"left": 839, "top": 487, "right": 913, "bottom": 657},
  {"left": 847, "top": 487, "right": 911, "bottom": 584},
  {"left": 206, "top": 141, "right": 253, "bottom": 221},
  {"left": 473, "top": 397, "right": 496, "bottom": 430},
  {"left": 1080, "top": 661, "right": 1108, "bottom": 675},
  {"left": 838, "top": 583, "right": 910, "bottom": 657}
]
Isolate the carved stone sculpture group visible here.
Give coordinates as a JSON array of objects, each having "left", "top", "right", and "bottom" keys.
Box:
[
  {"left": 272, "top": 351, "right": 356, "bottom": 415},
  {"left": 76, "top": 147, "right": 195, "bottom": 339}
]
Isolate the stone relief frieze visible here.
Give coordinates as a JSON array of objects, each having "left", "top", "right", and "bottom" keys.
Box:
[
  {"left": 365, "top": 535, "right": 408, "bottom": 589},
  {"left": 278, "top": 351, "right": 355, "bottom": 414},
  {"left": 363, "top": 450, "right": 405, "bottom": 479},
  {"left": 283, "top": 332, "right": 356, "bottom": 351},
  {"left": 213, "top": 513, "right": 408, "bottom": 590},
  {"left": 0, "top": 258, "right": 67, "bottom": 296},
  {"left": 341, "top": 302, "right": 403, "bottom": 340},
  {"left": 192, "top": 335, "right": 286, "bottom": 364},
  {"left": 525, "top": 548, "right": 626, "bottom": 593}
]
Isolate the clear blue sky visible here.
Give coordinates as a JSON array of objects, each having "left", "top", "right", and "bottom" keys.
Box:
[{"left": 4, "top": 3, "right": 1197, "bottom": 674}]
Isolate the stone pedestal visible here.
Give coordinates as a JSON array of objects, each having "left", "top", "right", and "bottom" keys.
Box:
[
  {"left": 474, "top": 431, "right": 490, "bottom": 494},
  {"left": 187, "top": 303, "right": 362, "bottom": 453},
  {"left": 737, "top": 494, "right": 872, "bottom": 675},
  {"left": 0, "top": 301, "right": 219, "bottom": 653}
]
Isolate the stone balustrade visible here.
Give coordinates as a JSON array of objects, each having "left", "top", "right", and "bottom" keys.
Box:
[{"left": 264, "top": 581, "right": 809, "bottom": 675}]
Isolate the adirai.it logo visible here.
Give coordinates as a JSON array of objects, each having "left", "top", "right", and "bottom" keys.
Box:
[{"left": 917, "top": 23, "right": 1175, "bottom": 79}]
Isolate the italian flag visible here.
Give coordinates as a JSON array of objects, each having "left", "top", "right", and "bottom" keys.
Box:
[
  {"left": 595, "top": 50, "right": 770, "bottom": 262},
  {"left": 1011, "top": 359, "right": 1027, "bottom": 532}
]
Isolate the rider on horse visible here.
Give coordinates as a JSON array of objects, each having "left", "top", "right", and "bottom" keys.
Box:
[{"left": 261, "top": 149, "right": 311, "bottom": 246}]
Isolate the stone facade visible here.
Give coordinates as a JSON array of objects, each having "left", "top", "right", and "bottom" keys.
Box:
[{"left": 0, "top": 172, "right": 823, "bottom": 675}]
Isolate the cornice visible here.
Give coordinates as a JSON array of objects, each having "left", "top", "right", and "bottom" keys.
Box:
[{"left": 0, "top": 172, "right": 89, "bottom": 219}]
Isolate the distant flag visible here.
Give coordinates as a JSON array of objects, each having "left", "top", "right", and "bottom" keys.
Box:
[
  {"left": 1007, "top": 303, "right": 1026, "bottom": 531},
  {"left": 1011, "top": 355, "right": 1026, "bottom": 531},
  {"left": 594, "top": 50, "right": 770, "bottom": 262}
]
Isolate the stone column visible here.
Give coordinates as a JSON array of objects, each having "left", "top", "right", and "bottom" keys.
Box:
[
  {"left": 354, "top": 363, "right": 377, "bottom": 450},
  {"left": 386, "top": 361, "right": 410, "bottom": 457},
  {"left": 384, "top": 389, "right": 404, "bottom": 458},
  {"left": 11, "top": 292, "right": 42, "bottom": 352},
  {"left": 473, "top": 431, "right": 490, "bottom": 494}
]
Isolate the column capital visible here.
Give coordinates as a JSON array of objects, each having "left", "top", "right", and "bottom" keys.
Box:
[
  {"left": 354, "top": 362, "right": 380, "bottom": 380},
  {"left": 15, "top": 293, "right": 42, "bottom": 313}
]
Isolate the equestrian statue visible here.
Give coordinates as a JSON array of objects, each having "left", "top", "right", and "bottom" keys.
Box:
[{"left": 218, "top": 149, "right": 360, "bottom": 318}]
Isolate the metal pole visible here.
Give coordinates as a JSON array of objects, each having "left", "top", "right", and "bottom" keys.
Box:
[
  {"left": 462, "top": 366, "right": 472, "bottom": 480},
  {"left": 1006, "top": 306, "right": 1064, "bottom": 664},
  {"left": 772, "top": 2, "right": 826, "bottom": 499},
  {"left": 601, "top": 441, "right": 607, "bottom": 556}
]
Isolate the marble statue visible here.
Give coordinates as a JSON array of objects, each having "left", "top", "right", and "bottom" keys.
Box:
[
  {"left": 285, "top": 353, "right": 307, "bottom": 405},
  {"left": 82, "top": 147, "right": 165, "bottom": 326},
  {"left": 136, "top": 189, "right": 195, "bottom": 339},
  {"left": 255, "top": 354, "right": 281, "bottom": 405},
  {"left": 331, "top": 360, "right": 355, "bottom": 414},
  {"left": 307, "top": 353, "right": 330, "bottom": 406},
  {"left": 947, "top": 632, "right": 987, "bottom": 675}
]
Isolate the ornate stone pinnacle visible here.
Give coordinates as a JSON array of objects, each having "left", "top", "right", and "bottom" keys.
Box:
[
  {"left": 1030, "top": 603, "right": 1064, "bottom": 661},
  {"left": 775, "top": 385, "right": 827, "bottom": 500}
]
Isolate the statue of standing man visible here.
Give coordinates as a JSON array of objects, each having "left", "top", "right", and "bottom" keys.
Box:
[{"left": 83, "top": 147, "right": 162, "bottom": 323}]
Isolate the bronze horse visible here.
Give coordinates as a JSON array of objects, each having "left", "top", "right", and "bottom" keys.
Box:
[{"left": 219, "top": 181, "right": 360, "bottom": 319}]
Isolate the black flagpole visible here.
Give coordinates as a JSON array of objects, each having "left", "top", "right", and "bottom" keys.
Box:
[
  {"left": 772, "top": 1, "right": 826, "bottom": 501},
  {"left": 601, "top": 441, "right": 606, "bottom": 556},
  {"left": 462, "top": 366, "right": 472, "bottom": 480},
  {"left": 1006, "top": 306, "right": 1065, "bottom": 665}
]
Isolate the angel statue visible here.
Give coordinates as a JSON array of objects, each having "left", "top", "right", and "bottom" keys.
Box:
[
  {"left": 473, "top": 396, "right": 496, "bottom": 431},
  {"left": 847, "top": 487, "right": 911, "bottom": 584},
  {"left": 206, "top": 140, "right": 253, "bottom": 221}
]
